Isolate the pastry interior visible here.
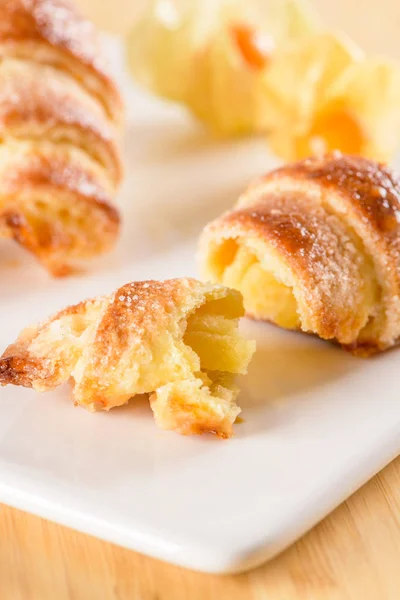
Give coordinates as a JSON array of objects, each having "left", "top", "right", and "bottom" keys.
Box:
[
  {"left": 208, "top": 238, "right": 301, "bottom": 329},
  {"left": 201, "top": 185, "right": 382, "bottom": 351},
  {"left": 152, "top": 293, "right": 255, "bottom": 437}
]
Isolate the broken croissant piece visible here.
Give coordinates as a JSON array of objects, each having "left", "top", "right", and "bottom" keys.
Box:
[
  {"left": 199, "top": 153, "right": 400, "bottom": 356},
  {"left": 0, "top": 0, "right": 123, "bottom": 275},
  {"left": 0, "top": 279, "right": 256, "bottom": 438}
]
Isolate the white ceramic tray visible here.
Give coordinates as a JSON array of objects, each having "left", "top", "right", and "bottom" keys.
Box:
[{"left": 1, "top": 40, "right": 400, "bottom": 574}]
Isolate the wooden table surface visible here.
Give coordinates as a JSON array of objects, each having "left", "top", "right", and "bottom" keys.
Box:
[{"left": 2, "top": 454, "right": 400, "bottom": 600}]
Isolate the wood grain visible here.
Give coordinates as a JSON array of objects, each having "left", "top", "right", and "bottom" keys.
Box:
[{"left": 2, "top": 455, "right": 400, "bottom": 600}]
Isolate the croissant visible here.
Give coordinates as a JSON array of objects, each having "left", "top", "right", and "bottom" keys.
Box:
[
  {"left": 0, "top": 0, "right": 123, "bottom": 275},
  {"left": 199, "top": 153, "right": 400, "bottom": 356},
  {"left": 0, "top": 278, "right": 256, "bottom": 438}
]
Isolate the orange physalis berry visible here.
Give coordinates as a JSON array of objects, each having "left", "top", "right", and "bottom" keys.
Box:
[{"left": 231, "top": 24, "right": 274, "bottom": 70}]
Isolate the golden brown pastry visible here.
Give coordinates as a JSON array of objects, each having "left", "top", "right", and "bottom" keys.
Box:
[
  {"left": 0, "top": 59, "right": 122, "bottom": 187},
  {"left": 0, "top": 279, "right": 256, "bottom": 438},
  {"left": 0, "top": 0, "right": 123, "bottom": 125},
  {"left": 199, "top": 153, "right": 400, "bottom": 356},
  {"left": 0, "top": 0, "right": 123, "bottom": 275},
  {"left": 0, "top": 141, "right": 119, "bottom": 275}
]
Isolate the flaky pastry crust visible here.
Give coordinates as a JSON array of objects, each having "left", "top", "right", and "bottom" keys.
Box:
[
  {"left": 200, "top": 153, "right": 400, "bottom": 355},
  {"left": 0, "top": 0, "right": 123, "bottom": 124},
  {"left": 0, "top": 0, "right": 123, "bottom": 275},
  {"left": 0, "top": 59, "right": 122, "bottom": 186},
  {"left": 0, "top": 141, "right": 119, "bottom": 275},
  {"left": 0, "top": 278, "right": 255, "bottom": 438}
]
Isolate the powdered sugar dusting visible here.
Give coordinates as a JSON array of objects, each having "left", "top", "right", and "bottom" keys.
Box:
[
  {"left": 1, "top": 0, "right": 109, "bottom": 76},
  {"left": 0, "top": 0, "right": 122, "bottom": 272}
]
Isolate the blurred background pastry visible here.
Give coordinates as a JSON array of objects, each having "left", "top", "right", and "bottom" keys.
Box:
[{"left": 0, "top": 0, "right": 123, "bottom": 276}]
